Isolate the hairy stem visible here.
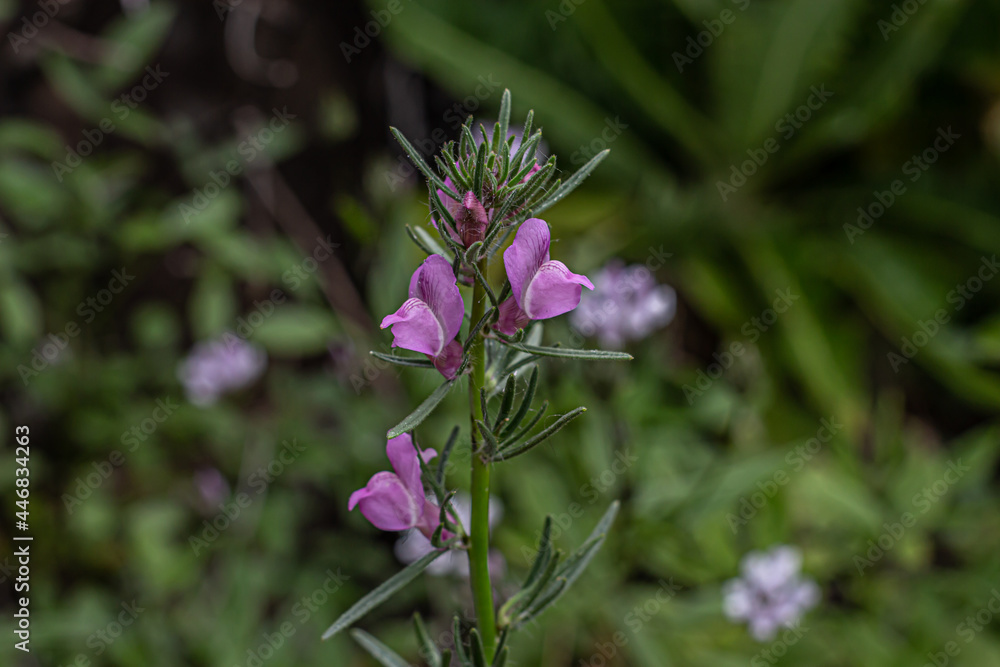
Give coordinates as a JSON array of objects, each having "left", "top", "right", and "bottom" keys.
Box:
[{"left": 468, "top": 257, "right": 497, "bottom": 659}]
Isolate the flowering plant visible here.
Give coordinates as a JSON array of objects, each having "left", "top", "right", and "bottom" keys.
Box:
[{"left": 322, "top": 90, "right": 630, "bottom": 665}]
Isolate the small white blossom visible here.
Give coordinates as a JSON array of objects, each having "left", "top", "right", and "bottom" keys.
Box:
[{"left": 723, "top": 546, "right": 820, "bottom": 641}]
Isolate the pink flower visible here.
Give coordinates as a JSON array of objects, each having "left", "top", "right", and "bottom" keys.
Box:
[
  {"left": 381, "top": 255, "right": 465, "bottom": 379},
  {"left": 348, "top": 434, "right": 443, "bottom": 538},
  {"left": 495, "top": 218, "right": 594, "bottom": 335}
]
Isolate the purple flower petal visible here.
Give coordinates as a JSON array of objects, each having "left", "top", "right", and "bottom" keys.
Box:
[
  {"left": 348, "top": 472, "right": 421, "bottom": 532},
  {"left": 504, "top": 218, "right": 551, "bottom": 309},
  {"left": 382, "top": 255, "right": 464, "bottom": 357},
  {"left": 501, "top": 218, "right": 593, "bottom": 329},
  {"left": 410, "top": 255, "right": 464, "bottom": 343},
  {"left": 495, "top": 297, "right": 530, "bottom": 336},
  {"left": 386, "top": 434, "right": 428, "bottom": 501},
  {"left": 432, "top": 339, "right": 464, "bottom": 380},
  {"left": 349, "top": 435, "right": 441, "bottom": 536},
  {"left": 523, "top": 260, "right": 594, "bottom": 320},
  {"left": 381, "top": 299, "right": 445, "bottom": 357}
]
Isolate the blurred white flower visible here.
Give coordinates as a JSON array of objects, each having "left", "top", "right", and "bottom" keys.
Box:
[
  {"left": 571, "top": 260, "right": 676, "bottom": 348},
  {"left": 723, "top": 545, "right": 820, "bottom": 641},
  {"left": 178, "top": 334, "right": 267, "bottom": 406},
  {"left": 395, "top": 494, "right": 504, "bottom": 579}
]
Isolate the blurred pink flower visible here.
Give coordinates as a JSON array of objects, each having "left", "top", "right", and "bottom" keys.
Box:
[
  {"left": 723, "top": 546, "right": 820, "bottom": 641},
  {"left": 178, "top": 335, "right": 266, "bottom": 406}
]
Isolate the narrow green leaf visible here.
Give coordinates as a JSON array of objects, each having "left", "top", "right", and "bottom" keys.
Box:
[
  {"left": 437, "top": 425, "right": 461, "bottom": 486},
  {"left": 496, "top": 407, "right": 587, "bottom": 461},
  {"left": 521, "top": 501, "right": 620, "bottom": 622},
  {"left": 532, "top": 150, "right": 609, "bottom": 215},
  {"left": 480, "top": 389, "right": 490, "bottom": 430},
  {"left": 493, "top": 630, "right": 510, "bottom": 667},
  {"left": 497, "top": 89, "right": 512, "bottom": 154},
  {"left": 510, "top": 129, "right": 542, "bottom": 170},
  {"left": 371, "top": 351, "right": 436, "bottom": 369},
  {"left": 506, "top": 400, "right": 549, "bottom": 443},
  {"left": 477, "top": 419, "right": 500, "bottom": 457},
  {"left": 500, "top": 365, "right": 539, "bottom": 438},
  {"left": 322, "top": 549, "right": 447, "bottom": 639},
  {"left": 465, "top": 308, "right": 494, "bottom": 351},
  {"left": 410, "top": 224, "right": 447, "bottom": 257},
  {"left": 470, "top": 629, "right": 488, "bottom": 667},
  {"left": 413, "top": 614, "right": 442, "bottom": 667},
  {"left": 428, "top": 184, "right": 464, "bottom": 255},
  {"left": 453, "top": 616, "right": 472, "bottom": 666},
  {"left": 461, "top": 123, "right": 477, "bottom": 159},
  {"left": 406, "top": 224, "right": 439, "bottom": 256},
  {"left": 504, "top": 547, "right": 562, "bottom": 624},
  {"left": 473, "top": 140, "right": 487, "bottom": 200},
  {"left": 493, "top": 373, "right": 517, "bottom": 434},
  {"left": 350, "top": 629, "right": 410, "bottom": 667},
  {"left": 386, "top": 381, "right": 457, "bottom": 439},
  {"left": 498, "top": 340, "right": 633, "bottom": 361},
  {"left": 391, "top": 127, "right": 460, "bottom": 200},
  {"left": 523, "top": 515, "right": 554, "bottom": 590},
  {"left": 471, "top": 261, "right": 498, "bottom": 308}
]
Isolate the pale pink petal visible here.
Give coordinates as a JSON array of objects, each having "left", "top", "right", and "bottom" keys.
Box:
[
  {"left": 348, "top": 472, "right": 421, "bottom": 532},
  {"left": 523, "top": 260, "right": 594, "bottom": 320},
  {"left": 504, "top": 218, "right": 551, "bottom": 308},
  {"left": 380, "top": 298, "right": 445, "bottom": 357}
]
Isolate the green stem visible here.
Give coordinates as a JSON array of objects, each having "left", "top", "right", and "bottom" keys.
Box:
[{"left": 468, "top": 257, "right": 497, "bottom": 660}]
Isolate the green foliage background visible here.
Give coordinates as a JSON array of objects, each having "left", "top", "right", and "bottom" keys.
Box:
[{"left": 1, "top": 0, "right": 999, "bottom": 665}]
